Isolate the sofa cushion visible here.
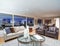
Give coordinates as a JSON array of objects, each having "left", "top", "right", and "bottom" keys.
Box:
[
  {"left": 5, "top": 27, "right": 11, "bottom": 34},
  {"left": 14, "top": 27, "right": 19, "bottom": 32},
  {"left": 47, "top": 31, "right": 56, "bottom": 34},
  {"left": 14, "top": 26, "right": 25, "bottom": 33},
  {"left": 7, "top": 31, "right": 23, "bottom": 37},
  {"left": 6, "top": 31, "right": 23, "bottom": 40},
  {"left": 49, "top": 27, "right": 56, "bottom": 32}
]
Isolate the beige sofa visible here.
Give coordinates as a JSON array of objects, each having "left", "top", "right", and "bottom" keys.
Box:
[{"left": 3, "top": 26, "right": 25, "bottom": 41}]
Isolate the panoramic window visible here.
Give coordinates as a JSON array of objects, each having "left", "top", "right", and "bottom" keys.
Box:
[
  {"left": 14, "top": 15, "right": 26, "bottom": 27},
  {"left": 0, "top": 13, "right": 12, "bottom": 28}
]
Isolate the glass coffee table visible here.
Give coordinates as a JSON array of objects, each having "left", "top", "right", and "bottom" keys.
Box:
[{"left": 17, "top": 34, "right": 45, "bottom": 46}]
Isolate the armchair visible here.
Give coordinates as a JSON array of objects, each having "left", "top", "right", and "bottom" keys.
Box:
[
  {"left": 36, "top": 25, "right": 45, "bottom": 35},
  {"left": 45, "top": 26, "right": 59, "bottom": 39}
]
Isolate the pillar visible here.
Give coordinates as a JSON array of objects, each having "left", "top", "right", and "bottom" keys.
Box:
[
  {"left": 58, "top": 18, "right": 60, "bottom": 40},
  {"left": 12, "top": 15, "right": 14, "bottom": 27}
]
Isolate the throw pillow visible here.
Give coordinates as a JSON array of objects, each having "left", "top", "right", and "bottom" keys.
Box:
[
  {"left": 10, "top": 27, "right": 15, "bottom": 33},
  {"left": 49, "top": 27, "right": 56, "bottom": 32},
  {"left": 14, "top": 26, "right": 25, "bottom": 33},
  {"left": 5, "top": 27, "right": 11, "bottom": 34},
  {"left": 14, "top": 27, "right": 20, "bottom": 32}
]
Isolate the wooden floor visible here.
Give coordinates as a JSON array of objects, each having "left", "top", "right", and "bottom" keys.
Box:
[
  {"left": 0, "top": 37, "right": 5, "bottom": 44},
  {"left": 58, "top": 34, "right": 60, "bottom": 40}
]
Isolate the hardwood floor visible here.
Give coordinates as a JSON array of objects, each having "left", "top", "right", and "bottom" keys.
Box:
[
  {"left": 0, "top": 37, "right": 5, "bottom": 44},
  {"left": 58, "top": 34, "right": 60, "bottom": 40}
]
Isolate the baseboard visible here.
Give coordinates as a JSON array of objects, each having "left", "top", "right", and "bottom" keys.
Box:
[{"left": 5, "top": 37, "right": 18, "bottom": 42}]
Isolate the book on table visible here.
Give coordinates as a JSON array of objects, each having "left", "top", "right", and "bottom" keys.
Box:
[{"left": 33, "top": 34, "right": 43, "bottom": 40}]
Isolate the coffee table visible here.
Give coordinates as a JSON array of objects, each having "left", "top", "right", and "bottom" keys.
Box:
[{"left": 17, "top": 34, "right": 45, "bottom": 46}]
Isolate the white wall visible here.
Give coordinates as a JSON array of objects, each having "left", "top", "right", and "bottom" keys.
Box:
[
  {"left": 55, "top": 18, "right": 59, "bottom": 28},
  {"left": 58, "top": 18, "right": 60, "bottom": 40},
  {"left": 55, "top": 18, "right": 60, "bottom": 40}
]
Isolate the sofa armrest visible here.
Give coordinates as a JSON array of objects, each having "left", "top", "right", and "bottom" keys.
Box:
[
  {"left": 3, "top": 29, "right": 7, "bottom": 39},
  {"left": 56, "top": 29, "right": 59, "bottom": 33}
]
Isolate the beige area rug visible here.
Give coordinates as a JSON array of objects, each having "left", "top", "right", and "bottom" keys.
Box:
[{"left": 1, "top": 36, "right": 60, "bottom": 46}]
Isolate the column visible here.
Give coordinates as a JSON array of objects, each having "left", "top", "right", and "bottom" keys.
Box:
[
  {"left": 12, "top": 15, "right": 14, "bottom": 27},
  {"left": 43, "top": 19, "right": 45, "bottom": 24},
  {"left": 55, "top": 18, "right": 60, "bottom": 40},
  {"left": 58, "top": 18, "right": 60, "bottom": 40}
]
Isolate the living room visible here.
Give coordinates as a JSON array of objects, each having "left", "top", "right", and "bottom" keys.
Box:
[{"left": 0, "top": 0, "right": 60, "bottom": 46}]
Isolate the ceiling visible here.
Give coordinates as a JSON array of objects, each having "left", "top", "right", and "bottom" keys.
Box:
[{"left": 0, "top": 0, "right": 60, "bottom": 18}]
